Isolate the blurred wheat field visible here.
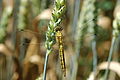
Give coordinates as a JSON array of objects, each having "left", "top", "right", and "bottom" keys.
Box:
[{"left": 0, "top": 0, "right": 120, "bottom": 80}]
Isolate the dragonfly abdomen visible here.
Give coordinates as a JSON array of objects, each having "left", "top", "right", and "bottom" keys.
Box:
[
  {"left": 59, "top": 44, "right": 66, "bottom": 77},
  {"left": 55, "top": 27, "right": 66, "bottom": 77}
]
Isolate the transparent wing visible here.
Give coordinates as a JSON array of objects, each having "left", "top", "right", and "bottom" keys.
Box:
[
  {"left": 17, "top": 29, "right": 45, "bottom": 46},
  {"left": 16, "top": 19, "right": 110, "bottom": 48}
]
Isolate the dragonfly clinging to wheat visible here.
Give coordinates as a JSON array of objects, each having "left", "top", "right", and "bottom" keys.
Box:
[
  {"left": 16, "top": 19, "right": 109, "bottom": 77},
  {"left": 54, "top": 26, "right": 66, "bottom": 77},
  {"left": 17, "top": 26, "right": 66, "bottom": 77}
]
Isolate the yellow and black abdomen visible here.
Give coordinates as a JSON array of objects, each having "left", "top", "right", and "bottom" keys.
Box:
[
  {"left": 56, "top": 30, "right": 66, "bottom": 77},
  {"left": 59, "top": 44, "right": 66, "bottom": 77}
]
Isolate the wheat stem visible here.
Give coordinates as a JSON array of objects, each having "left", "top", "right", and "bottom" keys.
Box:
[{"left": 43, "top": 0, "right": 66, "bottom": 80}]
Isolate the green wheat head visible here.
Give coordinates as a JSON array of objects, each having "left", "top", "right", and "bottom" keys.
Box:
[{"left": 45, "top": 0, "right": 66, "bottom": 54}]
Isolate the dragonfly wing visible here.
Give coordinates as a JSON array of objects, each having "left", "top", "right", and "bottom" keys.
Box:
[{"left": 16, "top": 29, "right": 46, "bottom": 50}]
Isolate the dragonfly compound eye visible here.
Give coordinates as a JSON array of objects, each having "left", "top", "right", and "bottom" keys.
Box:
[{"left": 55, "top": 27, "right": 63, "bottom": 32}]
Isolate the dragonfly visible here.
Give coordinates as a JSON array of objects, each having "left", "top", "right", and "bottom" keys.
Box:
[
  {"left": 16, "top": 19, "right": 109, "bottom": 77},
  {"left": 17, "top": 19, "right": 99, "bottom": 47},
  {"left": 54, "top": 26, "right": 66, "bottom": 77},
  {"left": 17, "top": 26, "right": 66, "bottom": 77}
]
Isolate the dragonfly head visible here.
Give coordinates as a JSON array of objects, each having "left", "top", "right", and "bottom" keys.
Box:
[{"left": 54, "top": 26, "right": 63, "bottom": 32}]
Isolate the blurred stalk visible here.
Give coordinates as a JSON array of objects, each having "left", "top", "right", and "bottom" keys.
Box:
[
  {"left": 17, "top": 0, "right": 29, "bottom": 30},
  {"left": 12, "top": 0, "right": 20, "bottom": 49},
  {"left": 104, "top": 12, "right": 120, "bottom": 80},
  {"left": 16, "top": 1, "right": 29, "bottom": 79},
  {"left": 40, "top": 0, "right": 47, "bottom": 12},
  {"left": 17, "top": 0, "right": 29, "bottom": 64},
  {"left": 70, "top": 0, "right": 97, "bottom": 80},
  {"left": 104, "top": 36, "right": 116, "bottom": 80},
  {"left": 6, "top": 56, "right": 14, "bottom": 80},
  {"left": 0, "top": 3, "right": 13, "bottom": 42},
  {"left": 43, "top": 0, "right": 66, "bottom": 80},
  {"left": 86, "top": 0, "right": 98, "bottom": 78},
  {"left": 30, "top": 0, "right": 41, "bottom": 17},
  {"left": 30, "top": 0, "right": 47, "bottom": 17},
  {"left": 109, "top": 0, "right": 120, "bottom": 79},
  {"left": 0, "top": 0, "right": 2, "bottom": 18},
  {"left": 0, "top": 54, "right": 7, "bottom": 80},
  {"left": 0, "top": 1, "right": 14, "bottom": 79},
  {"left": 91, "top": 41, "right": 97, "bottom": 73},
  {"left": 39, "top": 0, "right": 49, "bottom": 29},
  {"left": 72, "top": 0, "right": 81, "bottom": 38},
  {"left": 109, "top": 35, "right": 120, "bottom": 80},
  {"left": 30, "top": 0, "right": 48, "bottom": 31}
]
